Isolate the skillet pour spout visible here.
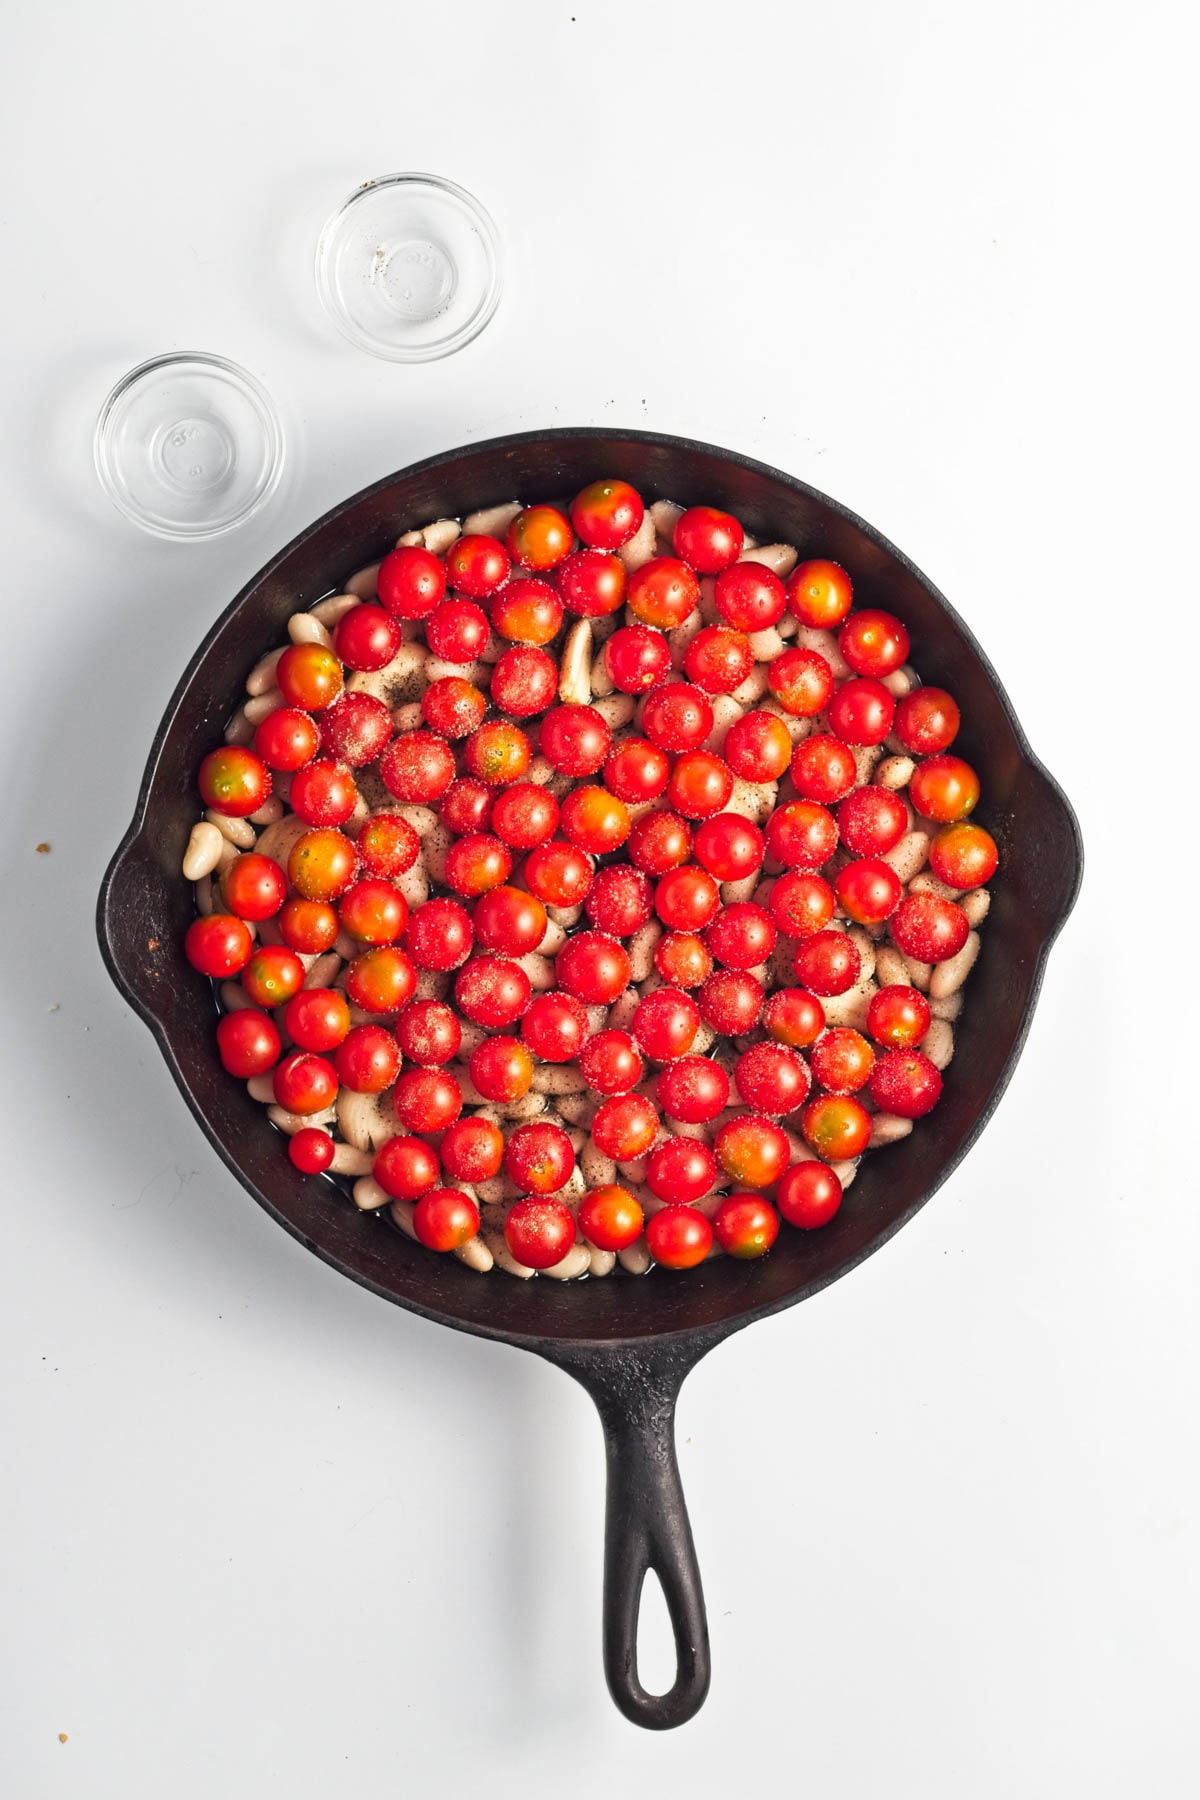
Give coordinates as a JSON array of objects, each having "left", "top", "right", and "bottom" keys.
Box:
[{"left": 97, "top": 428, "right": 1083, "bottom": 1728}]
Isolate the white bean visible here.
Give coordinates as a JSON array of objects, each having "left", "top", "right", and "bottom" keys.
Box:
[
  {"left": 649, "top": 499, "right": 684, "bottom": 541},
  {"left": 223, "top": 706, "right": 255, "bottom": 745},
  {"left": 422, "top": 518, "right": 461, "bottom": 555},
  {"left": 287, "top": 612, "right": 333, "bottom": 648},
  {"left": 795, "top": 626, "right": 851, "bottom": 679},
  {"left": 395, "top": 861, "right": 430, "bottom": 908},
  {"left": 746, "top": 627, "right": 786, "bottom": 660},
  {"left": 454, "top": 1236, "right": 494, "bottom": 1273},
  {"left": 883, "top": 665, "right": 918, "bottom": 698},
  {"left": 930, "top": 989, "right": 964, "bottom": 1022},
  {"left": 345, "top": 563, "right": 381, "bottom": 599},
  {"left": 245, "top": 648, "right": 283, "bottom": 695},
  {"left": 909, "top": 871, "right": 961, "bottom": 902},
  {"left": 594, "top": 693, "right": 636, "bottom": 729},
  {"left": 706, "top": 694, "right": 745, "bottom": 753},
  {"left": 929, "top": 931, "right": 980, "bottom": 1000},
  {"left": 627, "top": 921, "right": 662, "bottom": 983},
  {"left": 882, "top": 830, "right": 930, "bottom": 883},
  {"left": 820, "top": 981, "right": 877, "bottom": 1031},
  {"left": 869, "top": 1114, "right": 914, "bottom": 1147},
  {"left": 463, "top": 500, "right": 521, "bottom": 535},
  {"left": 876, "top": 754, "right": 916, "bottom": 791},
  {"left": 347, "top": 1176, "right": 389, "bottom": 1210},
  {"left": 618, "top": 1239, "right": 652, "bottom": 1275},
  {"left": 739, "top": 543, "right": 798, "bottom": 578},
  {"left": 874, "top": 945, "right": 911, "bottom": 988},
  {"left": 531, "top": 1064, "right": 587, "bottom": 1094},
  {"left": 559, "top": 618, "right": 593, "bottom": 705},
  {"left": 329, "top": 1142, "right": 374, "bottom": 1177},
  {"left": 205, "top": 809, "right": 256, "bottom": 849},
  {"left": 268, "top": 1103, "right": 335, "bottom": 1135},
  {"left": 730, "top": 666, "right": 770, "bottom": 705},
  {"left": 481, "top": 1227, "right": 535, "bottom": 1279},
  {"left": 390, "top": 1200, "right": 419, "bottom": 1239},
  {"left": 182, "top": 820, "right": 224, "bottom": 879},
  {"left": 589, "top": 1247, "right": 617, "bottom": 1278},
  {"left": 618, "top": 510, "right": 657, "bottom": 570},
  {"left": 194, "top": 874, "right": 214, "bottom": 916},
  {"left": 303, "top": 952, "right": 342, "bottom": 990},
  {"left": 923, "top": 1019, "right": 956, "bottom": 1069},
  {"left": 903, "top": 955, "right": 932, "bottom": 991},
  {"left": 248, "top": 796, "right": 283, "bottom": 826},
  {"left": 541, "top": 1243, "right": 591, "bottom": 1282},
  {"left": 311, "top": 593, "right": 359, "bottom": 629},
  {"left": 962, "top": 888, "right": 991, "bottom": 927},
  {"left": 219, "top": 979, "right": 255, "bottom": 1012}
]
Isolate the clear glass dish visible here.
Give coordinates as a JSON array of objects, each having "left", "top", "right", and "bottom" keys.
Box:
[
  {"left": 315, "top": 173, "right": 502, "bottom": 362},
  {"left": 94, "top": 353, "right": 285, "bottom": 540}
]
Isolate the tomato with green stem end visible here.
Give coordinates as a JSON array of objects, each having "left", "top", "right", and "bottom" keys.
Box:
[
  {"left": 838, "top": 608, "right": 909, "bottom": 678},
  {"left": 462, "top": 719, "right": 532, "bottom": 785},
  {"left": 672, "top": 505, "right": 744, "bottom": 574},
  {"left": 867, "top": 985, "right": 931, "bottom": 1050},
  {"left": 578, "top": 1186, "right": 644, "bottom": 1253},
  {"left": 221, "top": 853, "right": 287, "bottom": 922},
  {"left": 646, "top": 1206, "right": 713, "bottom": 1270},
  {"left": 468, "top": 1035, "right": 534, "bottom": 1102},
  {"left": 762, "top": 987, "right": 825, "bottom": 1048},
  {"left": 254, "top": 707, "right": 319, "bottom": 771},
  {"left": 216, "top": 1008, "right": 281, "bottom": 1078},
  {"left": 289, "top": 1128, "right": 335, "bottom": 1174},
  {"left": 504, "top": 1198, "right": 577, "bottom": 1270},
  {"left": 273, "top": 1050, "right": 339, "bottom": 1115},
  {"left": 288, "top": 827, "right": 357, "bottom": 902},
  {"left": 767, "top": 646, "right": 834, "bottom": 717},
  {"left": 440, "top": 1115, "right": 505, "bottom": 1183},
  {"left": 506, "top": 505, "right": 573, "bottom": 571},
  {"left": 520, "top": 990, "right": 589, "bottom": 1062},
  {"left": 377, "top": 545, "right": 446, "bottom": 619},
  {"left": 345, "top": 946, "right": 417, "bottom": 1014},
  {"left": 241, "top": 945, "right": 305, "bottom": 1008},
  {"left": 557, "top": 549, "right": 627, "bottom": 617},
  {"left": 334, "top": 1024, "right": 400, "bottom": 1094},
  {"left": 714, "top": 563, "right": 786, "bottom": 631},
  {"left": 713, "top": 1194, "right": 780, "bottom": 1259},
  {"left": 810, "top": 1028, "right": 875, "bottom": 1094},
  {"left": 776, "top": 1160, "right": 842, "bottom": 1229},
  {"left": 930, "top": 822, "right": 998, "bottom": 889},
  {"left": 413, "top": 1188, "right": 481, "bottom": 1252},
  {"left": 379, "top": 730, "right": 457, "bottom": 803},
  {"left": 785, "top": 559, "right": 853, "bottom": 628},
  {"left": 591, "top": 1092, "right": 659, "bottom": 1161},
  {"left": 627, "top": 558, "right": 701, "bottom": 630},
  {"left": 713, "top": 1115, "right": 790, "bottom": 1188},
  {"left": 578, "top": 1030, "right": 644, "bottom": 1097},
  {"left": 373, "top": 1134, "right": 440, "bottom": 1201},
  {"left": 570, "top": 479, "right": 644, "bottom": 550},
  {"left": 283, "top": 987, "right": 351, "bottom": 1054},
  {"left": 801, "top": 1093, "right": 871, "bottom": 1159},
  {"left": 909, "top": 754, "right": 980, "bottom": 823},
  {"left": 276, "top": 643, "right": 344, "bottom": 712},
  {"left": 445, "top": 533, "right": 510, "bottom": 598},
  {"left": 198, "top": 745, "right": 272, "bottom": 818}
]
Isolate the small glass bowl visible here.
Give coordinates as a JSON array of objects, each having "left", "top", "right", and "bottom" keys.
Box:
[
  {"left": 315, "top": 173, "right": 502, "bottom": 362},
  {"left": 94, "top": 353, "right": 285, "bottom": 539}
]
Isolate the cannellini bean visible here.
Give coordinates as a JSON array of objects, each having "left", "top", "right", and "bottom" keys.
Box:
[
  {"left": 517, "top": 952, "right": 555, "bottom": 992},
  {"left": 539, "top": 917, "right": 568, "bottom": 955},
  {"left": 455, "top": 1020, "right": 488, "bottom": 1057},
  {"left": 589, "top": 1246, "right": 617, "bottom": 1278},
  {"left": 618, "top": 1239, "right": 652, "bottom": 1275},
  {"left": 244, "top": 689, "right": 283, "bottom": 724},
  {"left": 346, "top": 643, "right": 427, "bottom": 707},
  {"left": 627, "top": 921, "right": 662, "bottom": 982},
  {"left": 246, "top": 1074, "right": 277, "bottom": 1104},
  {"left": 332, "top": 930, "right": 359, "bottom": 962},
  {"left": 392, "top": 701, "right": 423, "bottom": 732},
  {"left": 223, "top": 706, "right": 255, "bottom": 745},
  {"left": 248, "top": 796, "right": 283, "bottom": 826},
  {"left": 930, "top": 989, "right": 964, "bottom": 1022},
  {"left": 875, "top": 945, "right": 911, "bottom": 987},
  {"left": 617, "top": 1155, "right": 648, "bottom": 1183},
  {"left": 395, "top": 861, "right": 430, "bottom": 908},
  {"left": 558, "top": 1166, "right": 587, "bottom": 1203},
  {"left": 525, "top": 755, "right": 555, "bottom": 787},
  {"left": 454, "top": 1236, "right": 494, "bottom": 1273},
  {"left": 853, "top": 744, "right": 885, "bottom": 787},
  {"left": 692, "top": 1022, "right": 717, "bottom": 1054},
  {"left": 346, "top": 563, "right": 381, "bottom": 599},
  {"left": 581, "top": 1141, "right": 617, "bottom": 1186},
  {"left": 219, "top": 979, "right": 255, "bottom": 1011},
  {"left": 870, "top": 1113, "right": 914, "bottom": 1147},
  {"left": 206, "top": 810, "right": 255, "bottom": 849},
  {"left": 821, "top": 981, "right": 877, "bottom": 1031},
  {"left": 557, "top": 1092, "right": 600, "bottom": 1127},
  {"left": 498, "top": 1092, "right": 548, "bottom": 1120},
  {"left": 847, "top": 926, "right": 876, "bottom": 983},
  {"left": 923, "top": 1018, "right": 956, "bottom": 1069},
  {"left": 909, "top": 871, "right": 961, "bottom": 902},
  {"left": 726, "top": 776, "right": 777, "bottom": 825},
  {"left": 962, "top": 888, "right": 991, "bottom": 927},
  {"left": 903, "top": 955, "right": 932, "bottom": 991},
  {"left": 594, "top": 692, "right": 635, "bottom": 729},
  {"left": 481, "top": 1228, "right": 536, "bottom": 1279},
  {"left": 649, "top": 499, "right": 684, "bottom": 540},
  {"left": 706, "top": 694, "right": 745, "bottom": 753},
  {"left": 330, "top": 1143, "right": 374, "bottom": 1177},
  {"left": 182, "top": 820, "right": 224, "bottom": 879},
  {"left": 618, "top": 509, "right": 657, "bottom": 570},
  {"left": 667, "top": 612, "right": 705, "bottom": 669},
  {"left": 884, "top": 665, "right": 918, "bottom": 698},
  {"left": 795, "top": 625, "right": 852, "bottom": 679},
  {"left": 350, "top": 1176, "right": 390, "bottom": 1210},
  {"left": 590, "top": 649, "right": 615, "bottom": 696},
  {"left": 531, "top": 1064, "right": 587, "bottom": 1094},
  {"left": 730, "top": 665, "right": 770, "bottom": 705},
  {"left": 421, "top": 822, "right": 453, "bottom": 887},
  {"left": 758, "top": 699, "right": 812, "bottom": 745},
  {"left": 476, "top": 1173, "right": 520, "bottom": 1205},
  {"left": 395, "top": 529, "right": 423, "bottom": 547},
  {"left": 541, "top": 1243, "right": 591, "bottom": 1281},
  {"left": 311, "top": 593, "right": 359, "bottom": 629},
  {"left": 559, "top": 618, "right": 593, "bottom": 705},
  {"left": 337, "top": 1088, "right": 399, "bottom": 1153},
  {"left": 876, "top": 754, "right": 916, "bottom": 791},
  {"left": 194, "top": 875, "right": 215, "bottom": 916},
  {"left": 253, "top": 813, "right": 310, "bottom": 868},
  {"left": 929, "top": 931, "right": 980, "bottom": 999},
  {"left": 422, "top": 518, "right": 461, "bottom": 555},
  {"left": 831, "top": 1158, "right": 860, "bottom": 1189},
  {"left": 268, "top": 1103, "right": 335, "bottom": 1135},
  {"left": 746, "top": 627, "right": 786, "bottom": 660},
  {"left": 215, "top": 835, "right": 240, "bottom": 872},
  {"left": 386, "top": 802, "right": 439, "bottom": 839},
  {"left": 287, "top": 612, "right": 333, "bottom": 648},
  {"left": 882, "top": 830, "right": 930, "bottom": 883},
  {"left": 303, "top": 952, "right": 342, "bottom": 990},
  {"left": 390, "top": 1200, "right": 419, "bottom": 1240},
  {"left": 722, "top": 872, "right": 760, "bottom": 906},
  {"left": 463, "top": 500, "right": 521, "bottom": 535},
  {"left": 739, "top": 543, "right": 798, "bottom": 577},
  {"left": 546, "top": 902, "right": 584, "bottom": 929},
  {"left": 246, "top": 647, "right": 283, "bottom": 695}
]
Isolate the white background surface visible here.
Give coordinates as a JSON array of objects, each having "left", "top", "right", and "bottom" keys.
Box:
[{"left": 2, "top": 1, "right": 1196, "bottom": 1794}]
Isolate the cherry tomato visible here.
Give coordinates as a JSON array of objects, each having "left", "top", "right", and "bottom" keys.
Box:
[
  {"left": 289, "top": 759, "right": 358, "bottom": 828},
  {"left": 768, "top": 646, "right": 834, "bottom": 717},
  {"left": 785, "top": 560, "right": 853, "bottom": 628},
  {"left": 800, "top": 1094, "right": 871, "bottom": 1159},
  {"left": 520, "top": 990, "right": 589, "bottom": 1062},
  {"left": 894, "top": 686, "right": 960, "bottom": 754},
  {"left": 585, "top": 865, "right": 653, "bottom": 936},
  {"left": 776, "top": 1160, "right": 842, "bottom": 1229},
  {"left": 603, "top": 737, "right": 670, "bottom": 804},
  {"left": 504, "top": 1197, "right": 576, "bottom": 1270},
  {"left": 929, "top": 822, "right": 998, "bottom": 889},
  {"left": 413, "top": 1188, "right": 481, "bottom": 1252},
  {"left": 673, "top": 505, "right": 744, "bottom": 573},
  {"left": 276, "top": 643, "right": 344, "bottom": 711},
  {"left": 357, "top": 813, "right": 420, "bottom": 879},
  {"left": 557, "top": 549, "right": 627, "bottom": 617},
  {"left": 338, "top": 877, "right": 407, "bottom": 944},
  {"left": 869, "top": 1049, "right": 943, "bottom": 1118},
  {"left": 810, "top": 1028, "right": 875, "bottom": 1094},
  {"left": 254, "top": 707, "right": 320, "bottom": 771},
  {"left": 646, "top": 1136, "right": 718, "bottom": 1205},
  {"left": 394, "top": 1066, "right": 463, "bottom": 1133},
  {"left": 713, "top": 1194, "right": 780, "bottom": 1259},
  {"left": 373, "top": 1134, "right": 440, "bottom": 1201},
  {"left": 454, "top": 954, "right": 531, "bottom": 1028},
  {"left": 604, "top": 625, "right": 671, "bottom": 693},
  {"left": 693, "top": 813, "right": 764, "bottom": 882},
  {"left": 667, "top": 750, "right": 734, "bottom": 820},
  {"left": 835, "top": 858, "right": 903, "bottom": 925},
  {"left": 641, "top": 682, "right": 713, "bottom": 752},
  {"left": 835, "top": 786, "right": 907, "bottom": 858},
  {"left": 273, "top": 1050, "right": 339, "bottom": 1115},
  {"left": 705, "top": 902, "right": 776, "bottom": 971},
  {"left": 654, "top": 930, "right": 713, "bottom": 989},
  {"left": 541, "top": 704, "right": 612, "bottom": 776},
  {"left": 768, "top": 871, "right": 836, "bottom": 938},
  {"left": 505, "top": 1121, "right": 575, "bottom": 1195},
  {"left": 279, "top": 897, "right": 339, "bottom": 954},
  {"left": 334, "top": 1024, "right": 400, "bottom": 1094},
  {"left": 506, "top": 504, "right": 573, "bottom": 571},
  {"left": 440, "top": 1115, "right": 505, "bottom": 1183},
  {"left": 221, "top": 853, "right": 287, "bottom": 922},
  {"left": 198, "top": 746, "right": 272, "bottom": 818},
  {"left": 697, "top": 968, "right": 764, "bottom": 1034},
  {"left": 838, "top": 609, "right": 909, "bottom": 678},
  {"left": 579, "top": 1030, "right": 644, "bottom": 1096},
  {"left": 289, "top": 1127, "right": 335, "bottom": 1174},
  {"left": 402, "top": 897, "right": 474, "bottom": 971},
  {"left": 723, "top": 711, "right": 793, "bottom": 782},
  {"left": 792, "top": 733, "right": 857, "bottom": 805},
  {"left": 377, "top": 545, "right": 447, "bottom": 619},
  {"left": 241, "top": 945, "right": 305, "bottom": 1008},
  {"left": 288, "top": 827, "right": 358, "bottom": 902},
  {"left": 570, "top": 478, "right": 644, "bottom": 550},
  {"left": 684, "top": 626, "right": 754, "bottom": 694},
  {"left": 421, "top": 677, "right": 488, "bottom": 740},
  {"left": 284, "top": 987, "right": 351, "bottom": 1054},
  {"left": 333, "top": 604, "right": 402, "bottom": 672},
  {"left": 425, "top": 597, "right": 490, "bottom": 663},
  {"left": 627, "top": 558, "right": 701, "bottom": 630},
  {"left": 646, "top": 1206, "right": 713, "bottom": 1270},
  {"left": 794, "top": 930, "right": 862, "bottom": 997},
  {"left": 734, "top": 1041, "right": 810, "bottom": 1113},
  {"left": 713, "top": 1115, "right": 789, "bottom": 1187},
  {"left": 765, "top": 800, "right": 839, "bottom": 870},
  {"left": 345, "top": 946, "right": 417, "bottom": 1014},
  {"left": 890, "top": 892, "right": 970, "bottom": 963},
  {"left": 473, "top": 884, "right": 548, "bottom": 956},
  {"left": 714, "top": 563, "right": 786, "bottom": 632},
  {"left": 655, "top": 1057, "right": 729, "bottom": 1124},
  {"left": 469, "top": 1035, "right": 534, "bottom": 1102},
  {"left": 490, "top": 783, "right": 560, "bottom": 851},
  {"left": 524, "top": 841, "right": 593, "bottom": 907},
  {"left": 556, "top": 933, "right": 632, "bottom": 1005},
  {"left": 628, "top": 809, "right": 692, "bottom": 876},
  {"left": 655, "top": 865, "right": 720, "bottom": 932},
  {"left": 762, "top": 986, "right": 826, "bottom": 1048},
  {"left": 867, "top": 985, "right": 932, "bottom": 1050},
  {"left": 491, "top": 576, "right": 563, "bottom": 645},
  {"left": 216, "top": 1008, "right": 281, "bottom": 1077},
  {"left": 379, "top": 730, "right": 456, "bottom": 803},
  {"left": 909, "top": 754, "right": 980, "bottom": 823},
  {"left": 463, "top": 719, "right": 532, "bottom": 785},
  {"left": 828, "top": 677, "right": 895, "bottom": 746},
  {"left": 578, "top": 1186, "right": 644, "bottom": 1253},
  {"left": 444, "top": 833, "right": 513, "bottom": 899},
  {"left": 591, "top": 1092, "right": 659, "bottom": 1161},
  {"left": 444, "top": 533, "right": 511, "bottom": 598},
  {"left": 439, "top": 777, "right": 494, "bottom": 838}
]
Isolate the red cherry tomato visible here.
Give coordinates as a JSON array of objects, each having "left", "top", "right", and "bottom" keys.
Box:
[
  {"left": 591, "top": 1092, "right": 660, "bottom": 1161},
  {"left": 838, "top": 609, "right": 909, "bottom": 678},
  {"left": 810, "top": 1028, "right": 875, "bottom": 1094},
  {"left": 380, "top": 731, "right": 456, "bottom": 803},
  {"left": 221, "top": 853, "right": 287, "bottom": 921},
  {"left": 444, "top": 533, "right": 511, "bottom": 598},
  {"left": 627, "top": 558, "right": 701, "bottom": 630},
  {"left": 835, "top": 858, "right": 903, "bottom": 925},
  {"left": 540, "top": 704, "right": 612, "bottom": 776},
  {"left": 284, "top": 987, "right": 351, "bottom": 1053},
  {"left": 628, "top": 810, "right": 692, "bottom": 876},
  {"left": 869, "top": 1049, "right": 943, "bottom": 1118},
  {"left": 373, "top": 1134, "right": 440, "bottom": 1201},
  {"left": 556, "top": 932, "right": 632, "bottom": 1005},
  {"left": 289, "top": 759, "right": 358, "bottom": 828},
  {"left": 377, "top": 545, "right": 447, "bottom": 619},
  {"left": 216, "top": 1008, "right": 281, "bottom": 1077},
  {"left": 288, "top": 827, "right": 357, "bottom": 902},
  {"left": 684, "top": 626, "right": 754, "bottom": 695},
  {"left": 254, "top": 707, "right": 320, "bottom": 771},
  {"left": 520, "top": 990, "right": 589, "bottom": 1063},
  {"left": 356, "top": 813, "right": 420, "bottom": 879},
  {"left": 469, "top": 1036, "right": 534, "bottom": 1102},
  {"left": 765, "top": 800, "right": 839, "bottom": 870},
  {"left": 394, "top": 1066, "right": 463, "bottom": 1133},
  {"left": 334, "top": 1024, "right": 400, "bottom": 1094},
  {"left": 827, "top": 677, "right": 895, "bottom": 746},
  {"left": 654, "top": 930, "right": 713, "bottom": 989},
  {"left": 713, "top": 1194, "right": 780, "bottom": 1259},
  {"left": 345, "top": 946, "right": 417, "bottom": 1014},
  {"left": 570, "top": 479, "right": 645, "bottom": 550},
  {"left": 929, "top": 823, "right": 998, "bottom": 889},
  {"left": 275, "top": 643, "right": 343, "bottom": 711},
  {"left": 792, "top": 734, "right": 857, "bottom": 805},
  {"left": 279, "top": 897, "right": 339, "bottom": 954},
  {"left": 505, "top": 1197, "right": 577, "bottom": 1270},
  {"left": 440, "top": 1116, "right": 505, "bottom": 1183},
  {"left": 289, "top": 1128, "right": 335, "bottom": 1174},
  {"left": 578, "top": 1186, "right": 644, "bottom": 1253},
  {"left": 505, "top": 1121, "right": 576, "bottom": 1195},
  {"left": 463, "top": 719, "right": 532, "bottom": 786},
  {"left": 425, "top": 597, "right": 490, "bottom": 663},
  {"left": 198, "top": 746, "right": 272, "bottom": 818},
  {"left": 333, "top": 604, "right": 402, "bottom": 672},
  {"left": 641, "top": 682, "right": 713, "bottom": 752},
  {"left": 403, "top": 897, "right": 474, "bottom": 971},
  {"left": 785, "top": 559, "right": 853, "bottom": 628},
  {"left": 667, "top": 750, "right": 734, "bottom": 820},
  {"left": 705, "top": 902, "right": 776, "bottom": 971},
  {"left": 723, "top": 711, "right": 793, "bottom": 783},
  {"left": 339, "top": 877, "right": 409, "bottom": 944},
  {"left": 762, "top": 987, "right": 826, "bottom": 1048},
  {"left": 506, "top": 505, "right": 573, "bottom": 571},
  {"left": 646, "top": 1206, "right": 713, "bottom": 1270},
  {"left": 604, "top": 625, "right": 671, "bottom": 693},
  {"left": 524, "top": 841, "right": 593, "bottom": 908},
  {"left": 733, "top": 1041, "right": 810, "bottom": 1113},
  {"left": 646, "top": 1137, "right": 718, "bottom": 1205},
  {"left": 697, "top": 968, "right": 764, "bottom": 1034},
  {"left": 713, "top": 1115, "right": 789, "bottom": 1187},
  {"left": 673, "top": 505, "right": 744, "bottom": 573},
  {"left": 835, "top": 786, "right": 907, "bottom": 858},
  {"left": 490, "top": 784, "right": 560, "bottom": 851},
  {"left": 413, "top": 1187, "right": 481, "bottom": 1252},
  {"left": 655, "top": 1057, "right": 730, "bottom": 1124},
  {"left": 491, "top": 576, "right": 563, "bottom": 646},
  {"left": 273, "top": 1050, "right": 339, "bottom": 1115},
  {"left": 714, "top": 563, "right": 786, "bottom": 632},
  {"left": 241, "top": 945, "right": 305, "bottom": 1008},
  {"left": 894, "top": 686, "right": 960, "bottom": 754},
  {"left": 631, "top": 988, "right": 700, "bottom": 1061},
  {"left": 890, "top": 893, "right": 970, "bottom": 963},
  {"left": 800, "top": 1094, "right": 871, "bottom": 1159},
  {"left": 776, "top": 1160, "right": 843, "bottom": 1229},
  {"left": 579, "top": 1030, "right": 644, "bottom": 1096},
  {"left": 794, "top": 930, "right": 861, "bottom": 997},
  {"left": 768, "top": 871, "right": 836, "bottom": 939},
  {"left": 692, "top": 813, "right": 764, "bottom": 882},
  {"left": 557, "top": 549, "right": 627, "bottom": 617},
  {"left": 768, "top": 647, "right": 834, "bottom": 717},
  {"left": 603, "top": 737, "right": 670, "bottom": 804},
  {"left": 867, "top": 985, "right": 932, "bottom": 1050},
  {"left": 909, "top": 755, "right": 980, "bottom": 823}
]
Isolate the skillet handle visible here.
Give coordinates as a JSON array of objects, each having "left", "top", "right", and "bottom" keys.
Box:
[{"left": 551, "top": 1344, "right": 711, "bottom": 1730}]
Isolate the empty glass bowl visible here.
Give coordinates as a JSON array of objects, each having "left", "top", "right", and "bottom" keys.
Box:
[
  {"left": 94, "top": 353, "right": 285, "bottom": 539},
  {"left": 315, "top": 173, "right": 502, "bottom": 362}
]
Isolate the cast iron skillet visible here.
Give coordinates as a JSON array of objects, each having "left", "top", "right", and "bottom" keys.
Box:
[{"left": 96, "top": 429, "right": 1082, "bottom": 1730}]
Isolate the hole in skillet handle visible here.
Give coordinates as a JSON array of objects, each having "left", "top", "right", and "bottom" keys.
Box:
[{"left": 545, "top": 1336, "right": 718, "bottom": 1730}]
